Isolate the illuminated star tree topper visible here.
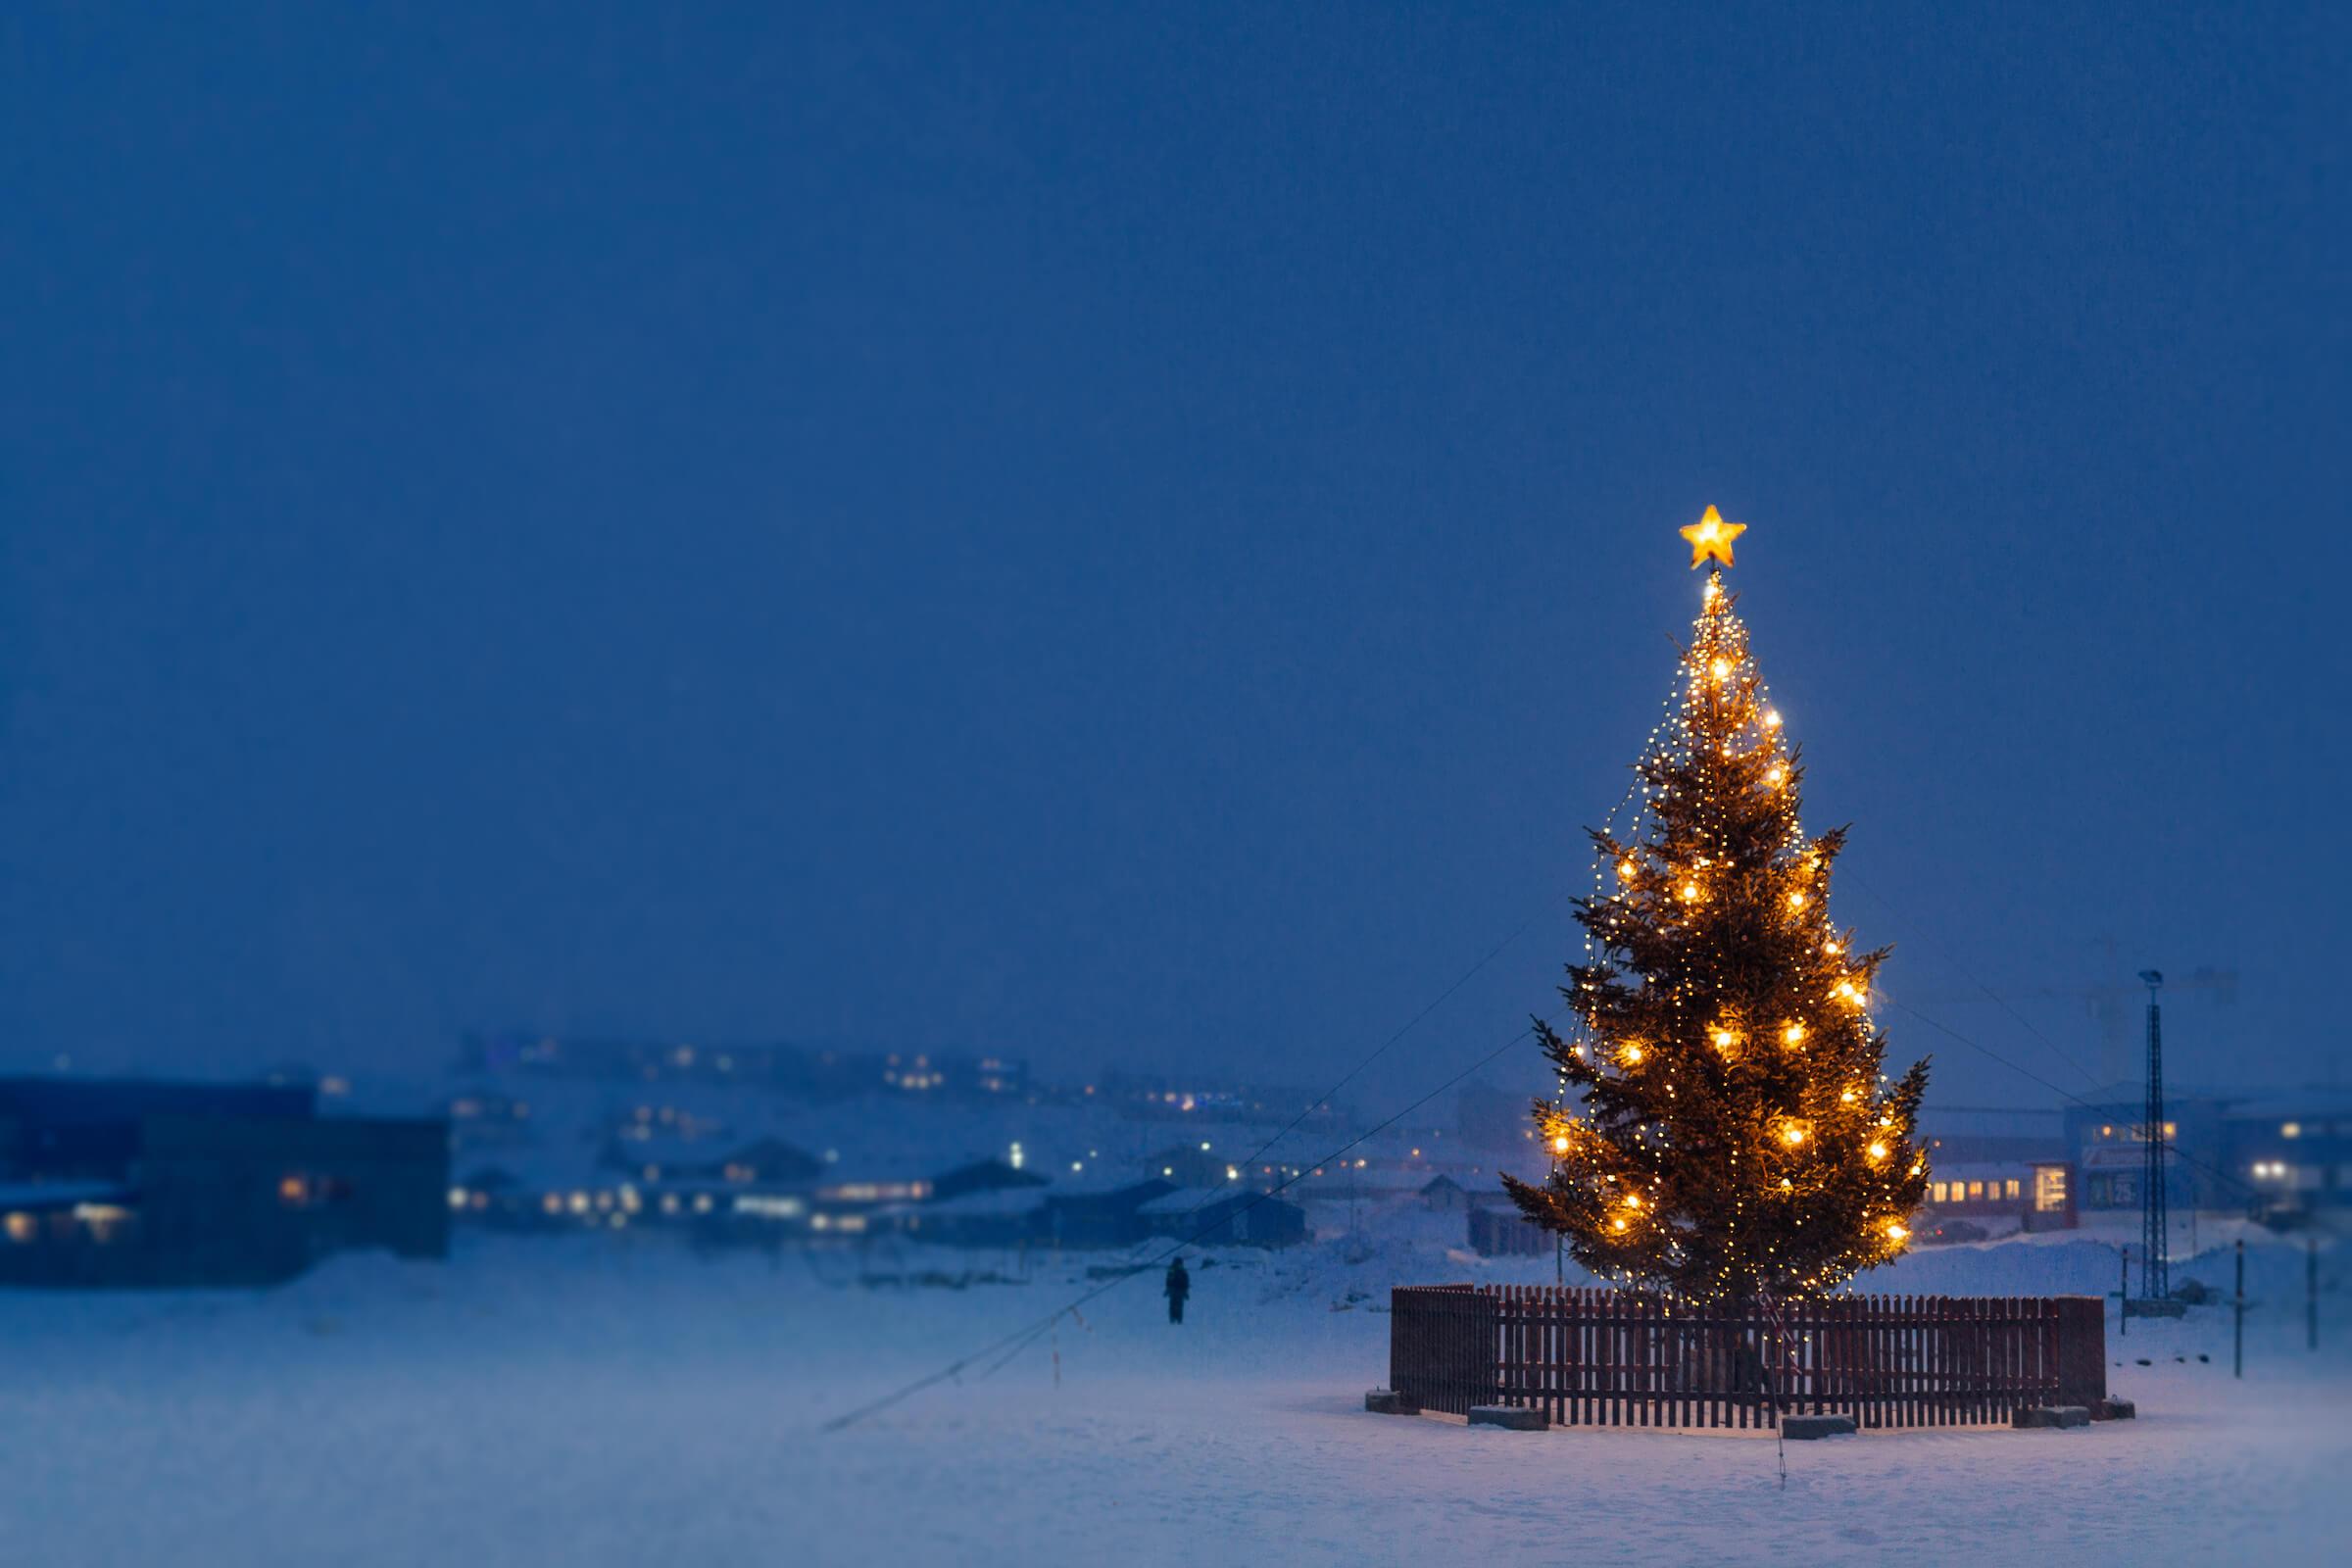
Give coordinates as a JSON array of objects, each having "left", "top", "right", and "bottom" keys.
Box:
[{"left": 1501, "top": 509, "right": 1932, "bottom": 1303}]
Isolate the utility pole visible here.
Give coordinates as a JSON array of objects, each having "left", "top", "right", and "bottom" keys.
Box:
[
  {"left": 2116, "top": 1245, "right": 2130, "bottom": 1338},
  {"left": 2233, "top": 1238, "right": 2245, "bottom": 1379},
  {"left": 2137, "top": 969, "right": 2169, "bottom": 1301}
]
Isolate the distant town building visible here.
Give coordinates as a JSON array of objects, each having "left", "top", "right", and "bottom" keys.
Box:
[
  {"left": 1419, "top": 1175, "right": 1470, "bottom": 1213},
  {"left": 1467, "top": 1200, "right": 1551, "bottom": 1258},
  {"left": 459, "top": 1033, "right": 1032, "bottom": 1102},
  {"left": 1134, "top": 1187, "right": 1306, "bottom": 1248},
  {"left": 0, "top": 1077, "right": 448, "bottom": 1288},
  {"left": 2223, "top": 1090, "right": 2352, "bottom": 1218},
  {"left": 1920, "top": 1160, "right": 2076, "bottom": 1239},
  {"left": 1097, "top": 1071, "right": 1343, "bottom": 1127}
]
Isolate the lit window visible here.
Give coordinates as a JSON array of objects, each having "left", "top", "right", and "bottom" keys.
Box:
[
  {"left": 1931, "top": 1182, "right": 1947, "bottom": 1203},
  {"left": 2164, "top": 1121, "right": 2177, "bottom": 1138},
  {"left": 2004, "top": 1179, "right": 2020, "bottom": 1200},
  {"left": 2034, "top": 1167, "right": 2068, "bottom": 1212},
  {"left": 2100, "top": 1125, "right": 2113, "bottom": 1139},
  {"left": 3, "top": 1212, "right": 34, "bottom": 1244},
  {"left": 1967, "top": 1181, "right": 1984, "bottom": 1200},
  {"left": 278, "top": 1175, "right": 311, "bottom": 1207},
  {"left": 2282, "top": 1122, "right": 2302, "bottom": 1139}
]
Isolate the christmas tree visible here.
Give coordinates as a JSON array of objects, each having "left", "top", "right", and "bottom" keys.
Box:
[{"left": 1501, "top": 509, "right": 1930, "bottom": 1303}]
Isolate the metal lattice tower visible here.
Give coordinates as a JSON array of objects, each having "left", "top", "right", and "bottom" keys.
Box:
[{"left": 2138, "top": 969, "right": 2168, "bottom": 1300}]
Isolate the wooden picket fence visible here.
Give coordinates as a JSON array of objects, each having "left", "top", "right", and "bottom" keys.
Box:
[{"left": 1391, "top": 1284, "right": 2105, "bottom": 1430}]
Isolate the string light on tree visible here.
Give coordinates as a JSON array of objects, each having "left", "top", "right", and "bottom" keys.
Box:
[{"left": 1500, "top": 508, "right": 1933, "bottom": 1304}]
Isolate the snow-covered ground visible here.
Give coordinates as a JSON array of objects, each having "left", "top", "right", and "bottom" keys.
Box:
[{"left": 0, "top": 1227, "right": 2343, "bottom": 1567}]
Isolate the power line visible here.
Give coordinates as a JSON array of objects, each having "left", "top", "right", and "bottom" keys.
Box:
[
  {"left": 820, "top": 1011, "right": 1556, "bottom": 1434},
  {"left": 1181, "top": 888, "right": 1568, "bottom": 1219},
  {"left": 1843, "top": 873, "right": 2105, "bottom": 1091}
]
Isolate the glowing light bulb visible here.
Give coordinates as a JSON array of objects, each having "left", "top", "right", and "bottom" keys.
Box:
[
  {"left": 1552, "top": 1134, "right": 1570, "bottom": 1154},
  {"left": 1766, "top": 764, "right": 1787, "bottom": 787},
  {"left": 1621, "top": 1044, "right": 1645, "bottom": 1066},
  {"left": 1711, "top": 1029, "right": 1736, "bottom": 1052},
  {"left": 1611, "top": 1217, "right": 1628, "bottom": 1233},
  {"left": 1867, "top": 1143, "right": 1888, "bottom": 1162},
  {"left": 1840, "top": 1086, "right": 1858, "bottom": 1103},
  {"left": 1763, "top": 709, "right": 1782, "bottom": 730},
  {"left": 1886, "top": 1220, "right": 1909, "bottom": 1243},
  {"left": 1780, "top": 1125, "right": 1808, "bottom": 1148},
  {"left": 1623, "top": 1193, "right": 1642, "bottom": 1210},
  {"left": 1824, "top": 940, "right": 1841, "bottom": 956},
  {"left": 1680, "top": 881, "right": 1701, "bottom": 903},
  {"left": 1617, "top": 858, "right": 1638, "bottom": 880},
  {"left": 1710, "top": 658, "right": 1731, "bottom": 682},
  {"left": 1787, "top": 890, "right": 1806, "bottom": 909},
  {"left": 1783, "top": 1022, "right": 1806, "bottom": 1047}
]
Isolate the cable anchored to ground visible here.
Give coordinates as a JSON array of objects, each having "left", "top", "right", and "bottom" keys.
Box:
[{"left": 818, "top": 1009, "right": 1559, "bottom": 1434}]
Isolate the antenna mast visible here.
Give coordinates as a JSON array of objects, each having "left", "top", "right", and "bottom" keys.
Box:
[{"left": 2137, "top": 969, "right": 2168, "bottom": 1300}]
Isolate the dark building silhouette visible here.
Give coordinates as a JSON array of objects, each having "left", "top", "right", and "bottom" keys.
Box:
[{"left": 0, "top": 1077, "right": 448, "bottom": 1287}]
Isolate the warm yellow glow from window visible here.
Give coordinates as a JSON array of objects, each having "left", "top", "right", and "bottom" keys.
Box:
[
  {"left": 3, "top": 1213, "right": 34, "bottom": 1244},
  {"left": 278, "top": 1175, "right": 309, "bottom": 1205},
  {"left": 2281, "top": 1121, "right": 2301, "bottom": 1139}
]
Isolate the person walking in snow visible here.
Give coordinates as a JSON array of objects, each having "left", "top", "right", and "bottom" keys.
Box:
[{"left": 1164, "top": 1256, "right": 1190, "bottom": 1324}]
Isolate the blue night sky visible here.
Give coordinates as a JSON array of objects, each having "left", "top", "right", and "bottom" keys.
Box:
[{"left": 1, "top": 4, "right": 2343, "bottom": 1109}]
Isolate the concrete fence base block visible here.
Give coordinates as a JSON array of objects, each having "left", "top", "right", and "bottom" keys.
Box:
[
  {"left": 1468, "top": 1404, "right": 1548, "bottom": 1431},
  {"left": 1364, "top": 1389, "right": 1421, "bottom": 1416},
  {"left": 2014, "top": 1405, "right": 2092, "bottom": 1429},
  {"left": 2095, "top": 1396, "right": 2136, "bottom": 1421},
  {"left": 1781, "top": 1414, "right": 1857, "bottom": 1440}
]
